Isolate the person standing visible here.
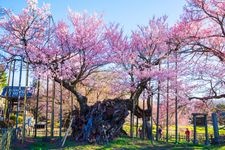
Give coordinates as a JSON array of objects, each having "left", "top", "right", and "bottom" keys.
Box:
[
  {"left": 158, "top": 127, "right": 162, "bottom": 139},
  {"left": 185, "top": 128, "right": 190, "bottom": 142}
]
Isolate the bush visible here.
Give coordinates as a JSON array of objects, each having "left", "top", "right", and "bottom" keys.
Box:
[
  {"left": 9, "top": 115, "right": 16, "bottom": 123},
  {"left": 9, "top": 115, "right": 23, "bottom": 124},
  {"left": 18, "top": 116, "right": 23, "bottom": 124},
  {"left": 55, "top": 122, "right": 60, "bottom": 128}
]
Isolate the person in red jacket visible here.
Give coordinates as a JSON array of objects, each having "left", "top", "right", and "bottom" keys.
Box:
[{"left": 185, "top": 128, "right": 190, "bottom": 142}]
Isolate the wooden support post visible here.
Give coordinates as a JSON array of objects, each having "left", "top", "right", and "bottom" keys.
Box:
[
  {"left": 61, "top": 118, "right": 73, "bottom": 147},
  {"left": 4, "top": 61, "right": 12, "bottom": 121},
  {"left": 130, "top": 98, "right": 134, "bottom": 138},
  {"left": 16, "top": 59, "right": 23, "bottom": 131},
  {"left": 204, "top": 114, "right": 209, "bottom": 145},
  {"left": 150, "top": 90, "right": 153, "bottom": 143},
  {"left": 35, "top": 77, "right": 40, "bottom": 138},
  {"left": 156, "top": 63, "right": 161, "bottom": 141},
  {"left": 212, "top": 113, "right": 219, "bottom": 144},
  {"left": 175, "top": 52, "right": 178, "bottom": 144},
  {"left": 45, "top": 76, "right": 49, "bottom": 138},
  {"left": 59, "top": 80, "right": 63, "bottom": 138},
  {"left": 166, "top": 59, "right": 169, "bottom": 143},
  {"left": 193, "top": 114, "right": 197, "bottom": 144},
  {"left": 22, "top": 62, "right": 29, "bottom": 144},
  {"left": 9, "top": 60, "right": 16, "bottom": 118},
  {"left": 51, "top": 80, "right": 55, "bottom": 138},
  {"left": 136, "top": 116, "right": 138, "bottom": 137},
  {"left": 142, "top": 98, "right": 145, "bottom": 139},
  {"left": 130, "top": 64, "right": 134, "bottom": 138}
]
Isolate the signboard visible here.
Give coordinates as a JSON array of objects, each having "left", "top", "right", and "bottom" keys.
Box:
[
  {"left": 196, "top": 116, "right": 205, "bottom": 126},
  {"left": 1, "top": 86, "right": 33, "bottom": 99}
]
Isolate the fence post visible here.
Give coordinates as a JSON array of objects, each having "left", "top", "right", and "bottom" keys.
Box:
[
  {"left": 22, "top": 62, "right": 29, "bottom": 144},
  {"left": 179, "top": 132, "right": 180, "bottom": 142},
  {"left": 193, "top": 114, "right": 197, "bottom": 144},
  {"left": 212, "top": 113, "right": 219, "bottom": 144},
  {"left": 204, "top": 114, "right": 210, "bottom": 145}
]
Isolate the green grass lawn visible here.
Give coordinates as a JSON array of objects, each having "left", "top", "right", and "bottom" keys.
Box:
[
  {"left": 6, "top": 124, "right": 225, "bottom": 149},
  {"left": 24, "top": 137, "right": 225, "bottom": 150},
  {"left": 123, "top": 123, "right": 225, "bottom": 137}
]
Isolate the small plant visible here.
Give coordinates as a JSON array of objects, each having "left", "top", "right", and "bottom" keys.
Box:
[
  {"left": 9, "top": 115, "right": 23, "bottom": 126},
  {"left": 18, "top": 116, "right": 23, "bottom": 124},
  {"left": 9, "top": 115, "right": 16, "bottom": 123}
]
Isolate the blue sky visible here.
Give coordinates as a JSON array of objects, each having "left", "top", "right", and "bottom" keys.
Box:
[{"left": 1, "top": 0, "right": 186, "bottom": 33}]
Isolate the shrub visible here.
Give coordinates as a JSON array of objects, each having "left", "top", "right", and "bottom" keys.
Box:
[
  {"left": 18, "top": 116, "right": 23, "bottom": 124},
  {"left": 9, "top": 115, "right": 16, "bottom": 123},
  {"left": 9, "top": 115, "right": 23, "bottom": 124}
]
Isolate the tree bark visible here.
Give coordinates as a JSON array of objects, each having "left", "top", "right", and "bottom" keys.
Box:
[
  {"left": 54, "top": 77, "right": 151, "bottom": 143},
  {"left": 69, "top": 98, "right": 151, "bottom": 144},
  {"left": 54, "top": 78, "right": 89, "bottom": 115}
]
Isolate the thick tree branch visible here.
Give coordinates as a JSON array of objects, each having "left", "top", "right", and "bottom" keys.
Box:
[
  {"left": 54, "top": 77, "right": 89, "bottom": 114},
  {"left": 189, "top": 94, "right": 225, "bottom": 101}
]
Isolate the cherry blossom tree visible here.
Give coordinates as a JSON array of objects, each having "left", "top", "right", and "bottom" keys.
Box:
[
  {"left": 0, "top": 0, "right": 51, "bottom": 61},
  {"left": 170, "top": 0, "right": 225, "bottom": 101},
  {"left": 0, "top": 0, "right": 137, "bottom": 142},
  {"left": 2, "top": 0, "right": 224, "bottom": 143},
  {"left": 0, "top": 0, "right": 109, "bottom": 114},
  {"left": 105, "top": 17, "right": 182, "bottom": 138}
]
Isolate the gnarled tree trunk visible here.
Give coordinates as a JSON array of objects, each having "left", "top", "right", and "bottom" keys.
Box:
[
  {"left": 70, "top": 98, "right": 151, "bottom": 144},
  {"left": 55, "top": 78, "right": 151, "bottom": 144}
]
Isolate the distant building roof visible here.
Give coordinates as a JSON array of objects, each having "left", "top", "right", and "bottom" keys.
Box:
[{"left": 0, "top": 86, "right": 33, "bottom": 100}]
